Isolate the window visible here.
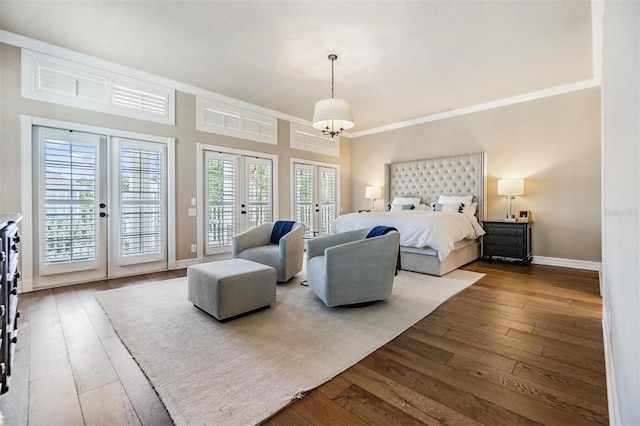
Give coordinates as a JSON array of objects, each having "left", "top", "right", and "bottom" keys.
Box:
[
  {"left": 114, "top": 138, "right": 166, "bottom": 265},
  {"left": 292, "top": 160, "right": 339, "bottom": 237},
  {"left": 290, "top": 122, "right": 339, "bottom": 157},
  {"left": 29, "top": 121, "right": 174, "bottom": 290},
  {"left": 203, "top": 149, "right": 275, "bottom": 255},
  {"left": 22, "top": 49, "right": 175, "bottom": 124},
  {"left": 197, "top": 97, "right": 277, "bottom": 145},
  {"left": 39, "top": 131, "right": 101, "bottom": 273},
  {"left": 205, "top": 152, "right": 238, "bottom": 251}
]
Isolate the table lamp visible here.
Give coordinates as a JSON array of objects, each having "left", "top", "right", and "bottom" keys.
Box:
[
  {"left": 365, "top": 186, "right": 382, "bottom": 212},
  {"left": 497, "top": 178, "right": 524, "bottom": 222}
]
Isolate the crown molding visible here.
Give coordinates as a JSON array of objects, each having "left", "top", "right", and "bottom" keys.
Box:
[
  {"left": 2, "top": 28, "right": 600, "bottom": 140},
  {"left": 348, "top": 79, "right": 600, "bottom": 138}
]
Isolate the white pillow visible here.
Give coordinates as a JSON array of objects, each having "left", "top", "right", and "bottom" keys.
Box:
[
  {"left": 438, "top": 195, "right": 473, "bottom": 214},
  {"left": 433, "top": 202, "right": 462, "bottom": 213},
  {"left": 416, "top": 203, "right": 430, "bottom": 211},
  {"left": 465, "top": 202, "right": 478, "bottom": 217},
  {"left": 392, "top": 196, "right": 421, "bottom": 207},
  {"left": 390, "top": 203, "right": 415, "bottom": 211}
]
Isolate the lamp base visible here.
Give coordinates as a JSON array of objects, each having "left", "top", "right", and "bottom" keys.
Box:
[{"left": 504, "top": 216, "right": 517, "bottom": 223}]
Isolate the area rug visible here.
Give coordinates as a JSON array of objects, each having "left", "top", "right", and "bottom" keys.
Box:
[{"left": 95, "top": 268, "right": 484, "bottom": 426}]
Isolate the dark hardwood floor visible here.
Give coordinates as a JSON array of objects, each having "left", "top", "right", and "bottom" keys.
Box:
[{"left": 0, "top": 261, "right": 607, "bottom": 425}]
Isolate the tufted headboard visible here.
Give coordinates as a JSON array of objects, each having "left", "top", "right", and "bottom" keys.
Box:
[{"left": 384, "top": 152, "right": 486, "bottom": 222}]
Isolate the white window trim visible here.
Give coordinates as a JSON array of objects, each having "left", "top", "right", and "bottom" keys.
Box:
[
  {"left": 20, "top": 115, "right": 176, "bottom": 292},
  {"left": 290, "top": 122, "right": 340, "bottom": 157},
  {"left": 289, "top": 157, "right": 341, "bottom": 221},
  {"left": 196, "top": 143, "right": 279, "bottom": 262}
]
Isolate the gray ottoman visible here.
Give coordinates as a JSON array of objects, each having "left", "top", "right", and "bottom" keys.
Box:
[{"left": 187, "top": 259, "right": 276, "bottom": 321}]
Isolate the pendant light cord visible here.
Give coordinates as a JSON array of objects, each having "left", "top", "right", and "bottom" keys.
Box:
[
  {"left": 331, "top": 56, "right": 335, "bottom": 99},
  {"left": 328, "top": 53, "right": 337, "bottom": 99}
]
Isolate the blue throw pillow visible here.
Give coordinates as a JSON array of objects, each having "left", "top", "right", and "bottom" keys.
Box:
[{"left": 270, "top": 221, "right": 296, "bottom": 244}]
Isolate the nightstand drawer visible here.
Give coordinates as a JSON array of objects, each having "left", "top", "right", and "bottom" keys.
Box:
[
  {"left": 484, "top": 235, "right": 524, "bottom": 246},
  {"left": 484, "top": 245, "right": 525, "bottom": 258},
  {"left": 484, "top": 225, "right": 525, "bottom": 236}
]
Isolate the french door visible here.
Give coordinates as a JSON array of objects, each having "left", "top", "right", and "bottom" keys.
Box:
[
  {"left": 32, "top": 126, "right": 169, "bottom": 288},
  {"left": 293, "top": 161, "right": 338, "bottom": 237},
  {"left": 204, "top": 150, "right": 273, "bottom": 255}
]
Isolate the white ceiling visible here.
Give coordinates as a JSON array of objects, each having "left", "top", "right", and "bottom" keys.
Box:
[{"left": 0, "top": 1, "right": 594, "bottom": 134}]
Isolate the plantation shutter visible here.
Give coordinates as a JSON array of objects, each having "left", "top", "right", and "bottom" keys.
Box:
[
  {"left": 205, "top": 152, "right": 238, "bottom": 254},
  {"left": 245, "top": 157, "right": 272, "bottom": 228},
  {"left": 39, "top": 129, "right": 101, "bottom": 274},
  {"left": 23, "top": 49, "right": 175, "bottom": 124},
  {"left": 115, "top": 138, "right": 166, "bottom": 265},
  {"left": 112, "top": 81, "right": 170, "bottom": 116},
  {"left": 318, "top": 166, "right": 337, "bottom": 236},
  {"left": 38, "top": 65, "right": 108, "bottom": 103},
  {"left": 294, "top": 163, "right": 315, "bottom": 237}
]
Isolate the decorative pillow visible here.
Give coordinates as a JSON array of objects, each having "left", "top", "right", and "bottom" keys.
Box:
[
  {"left": 433, "top": 202, "right": 462, "bottom": 214},
  {"left": 465, "top": 202, "right": 478, "bottom": 217},
  {"left": 392, "top": 196, "right": 421, "bottom": 207},
  {"left": 390, "top": 203, "right": 415, "bottom": 211},
  {"left": 438, "top": 195, "right": 473, "bottom": 214},
  {"left": 416, "top": 203, "right": 430, "bottom": 211}
]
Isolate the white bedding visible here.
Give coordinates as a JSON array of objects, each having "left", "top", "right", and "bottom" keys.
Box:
[{"left": 331, "top": 211, "right": 486, "bottom": 261}]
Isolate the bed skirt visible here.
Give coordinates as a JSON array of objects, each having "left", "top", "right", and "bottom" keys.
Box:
[{"left": 400, "top": 239, "right": 480, "bottom": 276}]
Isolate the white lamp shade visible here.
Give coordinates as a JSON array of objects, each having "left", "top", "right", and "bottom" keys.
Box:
[
  {"left": 312, "top": 98, "right": 355, "bottom": 132},
  {"left": 497, "top": 178, "right": 525, "bottom": 196},
  {"left": 365, "top": 186, "right": 382, "bottom": 199}
]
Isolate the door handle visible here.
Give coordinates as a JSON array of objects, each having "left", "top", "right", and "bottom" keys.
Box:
[
  {"left": 241, "top": 211, "right": 247, "bottom": 215},
  {"left": 100, "top": 212, "right": 107, "bottom": 218},
  {"left": 99, "top": 203, "right": 106, "bottom": 208}
]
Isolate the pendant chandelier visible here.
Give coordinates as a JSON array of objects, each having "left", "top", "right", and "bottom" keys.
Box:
[{"left": 312, "top": 54, "right": 355, "bottom": 138}]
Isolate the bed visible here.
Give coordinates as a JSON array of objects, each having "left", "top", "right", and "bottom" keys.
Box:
[{"left": 332, "top": 152, "right": 486, "bottom": 276}]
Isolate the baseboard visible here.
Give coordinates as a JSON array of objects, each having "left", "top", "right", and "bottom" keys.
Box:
[
  {"left": 531, "top": 256, "right": 601, "bottom": 271},
  {"left": 174, "top": 258, "right": 199, "bottom": 270},
  {"left": 602, "top": 305, "right": 622, "bottom": 425}
]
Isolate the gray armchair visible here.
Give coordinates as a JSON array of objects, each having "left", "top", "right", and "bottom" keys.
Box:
[
  {"left": 305, "top": 228, "right": 400, "bottom": 307},
  {"left": 232, "top": 222, "right": 305, "bottom": 282}
]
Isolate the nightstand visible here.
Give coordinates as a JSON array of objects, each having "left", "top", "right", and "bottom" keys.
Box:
[{"left": 482, "top": 221, "right": 532, "bottom": 265}]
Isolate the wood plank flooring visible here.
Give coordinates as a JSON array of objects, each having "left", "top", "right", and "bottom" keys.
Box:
[{"left": 0, "top": 262, "right": 607, "bottom": 425}]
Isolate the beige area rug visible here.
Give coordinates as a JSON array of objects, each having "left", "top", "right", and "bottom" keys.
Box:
[{"left": 95, "top": 268, "right": 484, "bottom": 426}]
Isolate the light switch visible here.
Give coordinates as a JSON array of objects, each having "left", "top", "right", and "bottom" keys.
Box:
[{"left": 191, "top": 198, "right": 197, "bottom": 206}]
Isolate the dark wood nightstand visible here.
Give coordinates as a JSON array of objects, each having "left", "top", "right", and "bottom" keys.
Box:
[{"left": 482, "top": 221, "right": 532, "bottom": 265}]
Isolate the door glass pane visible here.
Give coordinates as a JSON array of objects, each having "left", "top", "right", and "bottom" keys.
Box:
[
  {"left": 119, "top": 146, "right": 164, "bottom": 259},
  {"left": 246, "top": 158, "right": 272, "bottom": 228},
  {"left": 295, "top": 164, "right": 314, "bottom": 236},
  {"left": 42, "top": 138, "right": 97, "bottom": 266},
  {"left": 206, "top": 155, "right": 236, "bottom": 249},
  {"left": 318, "top": 167, "right": 337, "bottom": 236}
]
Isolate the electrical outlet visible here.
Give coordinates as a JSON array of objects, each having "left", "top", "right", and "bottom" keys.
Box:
[
  {"left": 188, "top": 208, "right": 197, "bottom": 216},
  {"left": 190, "top": 244, "right": 197, "bottom": 253}
]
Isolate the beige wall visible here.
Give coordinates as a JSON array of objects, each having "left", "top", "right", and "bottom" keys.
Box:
[
  {"left": 351, "top": 88, "right": 601, "bottom": 262},
  {"left": 0, "top": 43, "right": 352, "bottom": 263}
]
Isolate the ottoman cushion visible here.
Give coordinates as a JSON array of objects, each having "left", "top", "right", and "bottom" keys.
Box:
[{"left": 187, "top": 259, "right": 276, "bottom": 321}]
